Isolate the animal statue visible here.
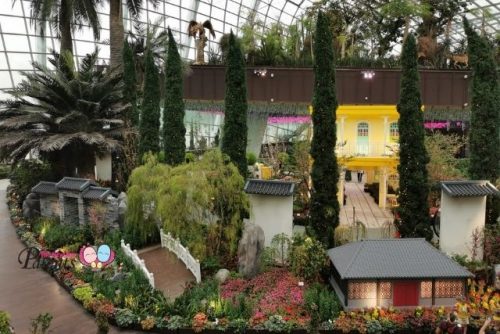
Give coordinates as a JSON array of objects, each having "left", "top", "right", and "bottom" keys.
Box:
[
  {"left": 188, "top": 20, "right": 216, "bottom": 64},
  {"left": 448, "top": 54, "right": 469, "bottom": 69}
]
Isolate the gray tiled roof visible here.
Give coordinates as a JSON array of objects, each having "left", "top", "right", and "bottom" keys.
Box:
[
  {"left": 82, "top": 186, "right": 111, "bottom": 200},
  {"left": 441, "top": 181, "right": 499, "bottom": 197},
  {"left": 327, "top": 239, "right": 473, "bottom": 279},
  {"left": 244, "top": 179, "right": 295, "bottom": 196},
  {"left": 31, "top": 181, "right": 57, "bottom": 195},
  {"left": 56, "top": 177, "right": 97, "bottom": 192}
]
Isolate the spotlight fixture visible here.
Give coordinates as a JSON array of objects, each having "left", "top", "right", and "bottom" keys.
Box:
[
  {"left": 361, "top": 70, "right": 375, "bottom": 80},
  {"left": 253, "top": 69, "right": 267, "bottom": 77}
]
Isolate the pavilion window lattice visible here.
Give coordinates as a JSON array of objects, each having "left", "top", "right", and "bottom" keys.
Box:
[
  {"left": 348, "top": 282, "right": 377, "bottom": 299},
  {"left": 380, "top": 282, "right": 392, "bottom": 299},
  {"left": 435, "top": 280, "right": 464, "bottom": 298},
  {"left": 421, "top": 281, "right": 432, "bottom": 298}
]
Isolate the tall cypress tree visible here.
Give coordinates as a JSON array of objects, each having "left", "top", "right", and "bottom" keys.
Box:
[
  {"left": 396, "top": 34, "right": 432, "bottom": 240},
  {"left": 163, "top": 28, "right": 186, "bottom": 166},
  {"left": 138, "top": 48, "right": 160, "bottom": 158},
  {"left": 464, "top": 18, "right": 500, "bottom": 225},
  {"left": 309, "top": 11, "right": 339, "bottom": 249},
  {"left": 221, "top": 32, "right": 248, "bottom": 176},
  {"left": 122, "top": 39, "right": 139, "bottom": 127}
]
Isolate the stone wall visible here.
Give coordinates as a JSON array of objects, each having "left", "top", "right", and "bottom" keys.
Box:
[{"left": 40, "top": 196, "right": 60, "bottom": 218}]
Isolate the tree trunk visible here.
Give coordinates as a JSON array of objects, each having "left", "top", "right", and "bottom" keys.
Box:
[
  {"left": 403, "top": 16, "right": 410, "bottom": 43},
  {"left": 109, "top": 0, "right": 124, "bottom": 71},
  {"left": 59, "top": 0, "right": 73, "bottom": 55}
]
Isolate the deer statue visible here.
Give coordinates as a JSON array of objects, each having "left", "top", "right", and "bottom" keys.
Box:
[
  {"left": 188, "top": 20, "right": 216, "bottom": 64},
  {"left": 448, "top": 54, "right": 469, "bottom": 69}
]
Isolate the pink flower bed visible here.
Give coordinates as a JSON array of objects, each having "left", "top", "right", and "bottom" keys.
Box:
[{"left": 221, "top": 268, "right": 310, "bottom": 325}]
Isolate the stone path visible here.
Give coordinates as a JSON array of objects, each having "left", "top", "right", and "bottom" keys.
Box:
[
  {"left": 340, "top": 181, "right": 393, "bottom": 228},
  {"left": 0, "top": 179, "right": 141, "bottom": 333},
  {"left": 138, "top": 246, "right": 195, "bottom": 301}
]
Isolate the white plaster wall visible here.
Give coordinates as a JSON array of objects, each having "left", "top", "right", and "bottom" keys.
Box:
[
  {"left": 420, "top": 298, "right": 432, "bottom": 307},
  {"left": 95, "top": 153, "right": 112, "bottom": 181},
  {"left": 435, "top": 298, "right": 460, "bottom": 306},
  {"left": 348, "top": 298, "right": 377, "bottom": 309},
  {"left": 440, "top": 193, "right": 486, "bottom": 259},
  {"left": 247, "top": 194, "right": 293, "bottom": 247}
]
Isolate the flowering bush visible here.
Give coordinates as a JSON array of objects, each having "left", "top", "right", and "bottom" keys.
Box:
[
  {"left": 222, "top": 268, "right": 310, "bottom": 328},
  {"left": 334, "top": 307, "right": 450, "bottom": 333},
  {"left": 140, "top": 316, "right": 155, "bottom": 330},
  {"left": 289, "top": 236, "right": 328, "bottom": 281},
  {"left": 192, "top": 312, "right": 208, "bottom": 332},
  {"left": 463, "top": 280, "right": 500, "bottom": 328}
]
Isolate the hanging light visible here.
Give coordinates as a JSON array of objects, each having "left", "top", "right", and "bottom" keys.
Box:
[{"left": 361, "top": 70, "right": 375, "bottom": 80}]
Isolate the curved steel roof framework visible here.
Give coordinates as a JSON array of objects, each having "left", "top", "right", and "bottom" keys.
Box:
[
  {"left": 0, "top": 0, "right": 313, "bottom": 98},
  {"left": 0, "top": 0, "right": 498, "bottom": 98},
  {"left": 449, "top": 0, "right": 500, "bottom": 46}
]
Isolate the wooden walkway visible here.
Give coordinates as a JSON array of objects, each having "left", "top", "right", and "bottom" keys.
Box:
[
  {"left": 340, "top": 181, "right": 393, "bottom": 228},
  {"left": 0, "top": 180, "right": 141, "bottom": 333},
  {"left": 138, "top": 247, "right": 195, "bottom": 300}
]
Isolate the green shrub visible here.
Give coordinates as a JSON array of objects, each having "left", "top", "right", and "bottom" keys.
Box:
[
  {"left": 72, "top": 286, "right": 94, "bottom": 304},
  {"left": 9, "top": 160, "right": 54, "bottom": 206},
  {"left": 43, "top": 224, "right": 86, "bottom": 250},
  {"left": 171, "top": 279, "right": 219, "bottom": 318},
  {"left": 0, "top": 311, "right": 11, "bottom": 333},
  {"left": 185, "top": 152, "right": 196, "bottom": 163},
  {"left": 263, "top": 315, "right": 291, "bottom": 332},
  {"left": 166, "top": 315, "right": 188, "bottom": 330},
  {"left": 33, "top": 217, "right": 58, "bottom": 237},
  {"left": 226, "top": 294, "right": 253, "bottom": 320},
  {"left": 246, "top": 152, "right": 257, "bottom": 166},
  {"left": 289, "top": 235, "right": 328, "bottom": 281},
  {"left": 115, "top": 308, "right": 138, "bottom": 327},
  {"left": 227, "top": 318, "right": 248, "bottom": 333},
  {"left": 0, "top": 164, "right": 10, "bottom": 179},
  {"left": 304, "top": 283, "right": 341, "bottom": 328},
  {"left": 30, "top": 312, "right": 53, "bottom": 334},
  {"left": 95, "top": 311, "right": 109, "bottom": 333},
  {"left": 200, "top": 256, "right": 221, "bottom": 275}
]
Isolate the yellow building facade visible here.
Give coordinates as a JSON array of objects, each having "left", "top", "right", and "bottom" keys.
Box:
[{"left": 335, "top": 105, "right": 400, "bottom": 209}]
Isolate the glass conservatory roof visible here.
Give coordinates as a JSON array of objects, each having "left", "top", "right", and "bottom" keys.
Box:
[
  {"left": 449, "top": 0, "right": 500, "bottom": 45},
  {"left": 0, "top": 0, "right": 314, "bottom": 97},
  {"left": 0, "top": 0, "right": 498, "bottom": 98}
]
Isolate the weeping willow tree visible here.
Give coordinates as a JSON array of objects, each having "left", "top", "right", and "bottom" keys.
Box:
[
  {"left": 158, "top": 150, "right": 248, "bottom": 262},
  {"left": 125, "top": 150, "right": 248, "bottom": 262},
  {"left": 124, "top": 153, "right": 168, "bottom": 248}
]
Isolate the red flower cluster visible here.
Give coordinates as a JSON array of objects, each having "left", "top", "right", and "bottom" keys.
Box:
[{"left": 221, "top": 269, "right": 310, "bottom": 326}]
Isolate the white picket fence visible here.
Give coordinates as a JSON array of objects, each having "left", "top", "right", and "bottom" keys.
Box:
[
  {"left": 160, "top": 229, "right": 201, "bottom": 283},
  {"left": 120, "top": 239, "right": 155, "bottom": 288}
]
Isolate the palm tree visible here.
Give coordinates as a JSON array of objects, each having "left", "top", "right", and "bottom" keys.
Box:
[
  {"left": 126, "top": 19, "right": 168, "bottom": 86},
  {"left": 188, "top": 20, "right": 216, "bottom": 64},
  {"left": 109, "top": 0, "right": 158, "bottom": 71},
  {"left": 0, "top": 51, "right": 125, "bottom": 177},
  {"left": 18, "top": 0, "right": 101, "bottom": 55}
]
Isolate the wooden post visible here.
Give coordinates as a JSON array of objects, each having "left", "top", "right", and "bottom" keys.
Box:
[
  {"left": 431, "top": 279, "right": 435, "bottom": 306},
  {"left": 376, "top": 280, "right": 380, "bottom": 307}
]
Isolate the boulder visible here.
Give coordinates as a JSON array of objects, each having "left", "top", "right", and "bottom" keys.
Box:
[
  {"left": 237, "top": 222, "right": 265, "bottom": 278},
  {"left": 22, "top": 193, "right": 40, "bottom": 219},
  {"left": 214, "top": 269, "right": 230, "bottom": 283},
  {"left": 117, "top": 191, "right": 127, "bottom": 203},
  {"left": 117, "top": 192, "right": 127, "bottom": 228}
]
